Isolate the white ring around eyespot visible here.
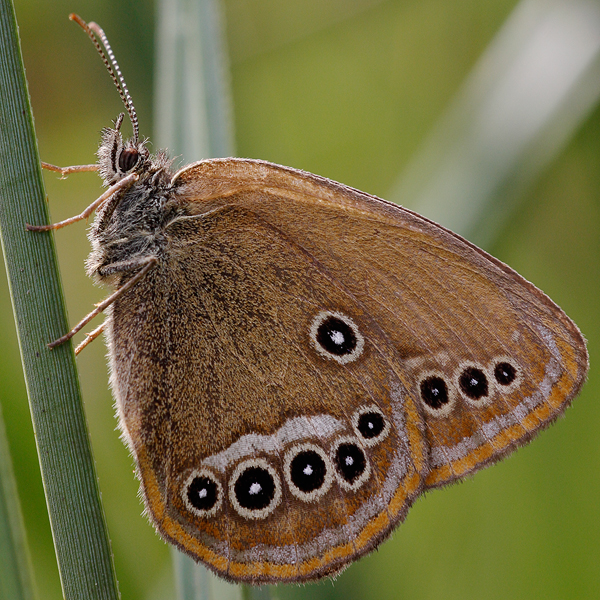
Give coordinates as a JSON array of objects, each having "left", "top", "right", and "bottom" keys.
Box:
[
  {"left": 351, "top": 405, "right": 390, "bottom": 447},
  {"left": 330, "top": 436, "right": 371, "bottom": 492},
  {"left": 454, "top": 361, "right": 494, "bottom": 407},
  {"left": 417, "top": 370, "right": 456, "bottom": 418},
  {"left": 182, "top": 468, "right": 223, "bottom": 519},
  {"left": 283, "top": 442, "right": 333, "bottom": 503},
  {"left": 228, "top": 458, "right": 282, "bottom": 520},
  {"left": 490, "top": 356, "right": 522, "bottom": 393},
  {"left": 310, "top": 311, "right": 365, "bottom": 364}
]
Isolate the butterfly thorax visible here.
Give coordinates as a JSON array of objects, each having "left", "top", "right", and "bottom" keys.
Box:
[{"left": 86, "top": 124, "right": 178, "bottom": 286}]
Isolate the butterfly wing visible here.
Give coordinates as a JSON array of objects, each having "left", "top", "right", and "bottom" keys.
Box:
[
  {"left": 174, "top": 159, "right": 588, "bottom": 489},
  {"left": 108, "top": 200, "right": 428, "bottom": 583},
  {"left": 108, "top": 158, "right": 587, "bottom": 583}
]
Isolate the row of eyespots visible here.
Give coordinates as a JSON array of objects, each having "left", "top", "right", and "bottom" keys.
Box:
[
  {"left": 419, "top": 359, "right": 520, "bottom": 416},
  {"left": 183, "top": 406, "right": 389, "bottom": 520}
]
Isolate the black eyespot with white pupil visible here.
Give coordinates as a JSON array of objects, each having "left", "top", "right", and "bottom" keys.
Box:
[
  {"left": 118, "top": 148, "right": 139, "bottom": 171},
  {"left": 335, "top": 443, "right": 367, "bottom": 484},
  {"left": 357, "top": 411, "right": 385, "bottom": 440},
  {"left": 187, "top": 475, "right": 218, "bottom": 512},
  {"left": 233, "top": 466, "right": 276, "bottom": 511},
  {"left": 290, "top": 450, "right": 327, "bottom": 493},
  {"left": 459, "top": 366, "right": 488, "bottom": 400},
  {"left": 316, "top": 316, "right": 357, "bottom": 356},
  {"left": 494, "top": 361, "right": 517, "bottom": 385},
  {"left": 311, "top": 312, "right": 365, "bottom": 364},
  {"left": 420, "top": 376, "right": 449, "bottom": 409}
]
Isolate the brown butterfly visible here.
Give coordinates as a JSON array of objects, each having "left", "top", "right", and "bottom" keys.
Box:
[{"left": 29, "top": 15, "right": 588, "bottom": 584}]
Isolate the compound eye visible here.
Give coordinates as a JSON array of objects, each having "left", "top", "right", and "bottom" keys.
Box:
[{"left": 118, "top": 148, "right": 139, "bottom": 171}]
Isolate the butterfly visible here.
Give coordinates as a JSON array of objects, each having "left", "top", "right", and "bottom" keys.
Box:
[{"left": 29, "top": 14, "right": 588, "bottom": 584}]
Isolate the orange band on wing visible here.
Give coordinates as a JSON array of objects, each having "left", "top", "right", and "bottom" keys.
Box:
[
  {"left": 425, "top": 348, "right": 582, "bottom": 489},
  {"left": 139, "top": 447, "right": 422, "bottom": 583}
]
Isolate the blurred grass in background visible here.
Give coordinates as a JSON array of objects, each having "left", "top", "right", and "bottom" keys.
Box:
[{"left": 2, "top": 0, "right": 598, "bottom": 598}]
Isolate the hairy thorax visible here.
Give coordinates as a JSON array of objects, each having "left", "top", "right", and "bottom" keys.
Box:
[{"left": 86, "top": 125, "right": 182, "bottom": 287}]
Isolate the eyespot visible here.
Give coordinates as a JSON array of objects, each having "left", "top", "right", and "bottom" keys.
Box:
[
  {"left": 419, "top": 373, "right": 455, "bottom": 416},
  {"left": 458, "top": 365, "right": 489, "bottom": 402},
  {"left": 118, "top": 148, "right": 140, "bottom": 172},
  {"left": 182, "top": 469, "right": 222, "bottom": 518},
  {"left": 494, "top": 360, "right": 518, "bottom": 386},
  {"left": 310, "top": 311, "right": 364, "bottom": 364},
  {"left": 352, "top": 406, "right": 389, "bottom": 447},
  {"left": 284, "top": 443, "right": 333, "bottom": 502},
  {"left": 332, "top": 438, "right": 370, "bottom": 491},
  {"left": 229, "top": 458, "right": 281, "bottom": 520}
]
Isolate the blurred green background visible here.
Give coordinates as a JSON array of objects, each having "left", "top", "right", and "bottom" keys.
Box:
[{"left": 2, "top": 0, "right": 599, "bottom": 598}]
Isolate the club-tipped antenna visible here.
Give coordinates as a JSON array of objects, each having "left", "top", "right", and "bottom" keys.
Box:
[{"left": 69, "top": 13, "right": 140, "bottom": 144}]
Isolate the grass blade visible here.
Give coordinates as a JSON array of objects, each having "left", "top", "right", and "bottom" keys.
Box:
[
  {"left": 0, "top": 400, "right": 37, "bottom": 600},
  {"left": 0, "top": 1, "right": 120, "bottom": 598}
]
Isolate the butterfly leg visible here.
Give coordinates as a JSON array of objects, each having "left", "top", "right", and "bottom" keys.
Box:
[
  {"left": 74, "top": 322, "right": 106, "bottom": 355},
  {"left": 41, "top": 161, "right": 99, "bottom": 178},
  {"left": 48, "top": 256, "right": 157, "bottom": 350},
  {"left": 26, "top": 172, "right": 139, "bottom": 232}
]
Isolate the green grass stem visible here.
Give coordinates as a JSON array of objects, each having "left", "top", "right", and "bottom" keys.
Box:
[{"left": 0, "top": 1, "right": 120, "bottom": 598}]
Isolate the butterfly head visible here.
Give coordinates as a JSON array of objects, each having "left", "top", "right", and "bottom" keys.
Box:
[
  {"left": 69, "top": 14, "right": 160, "bottom": 186},
  {"left": 97, "top": 113, "right": 151, "bottom": 187}
]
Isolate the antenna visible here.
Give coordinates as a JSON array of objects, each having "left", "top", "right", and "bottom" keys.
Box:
[{"left": 70, "top": 13, "right": 140, "bottom": 144}]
